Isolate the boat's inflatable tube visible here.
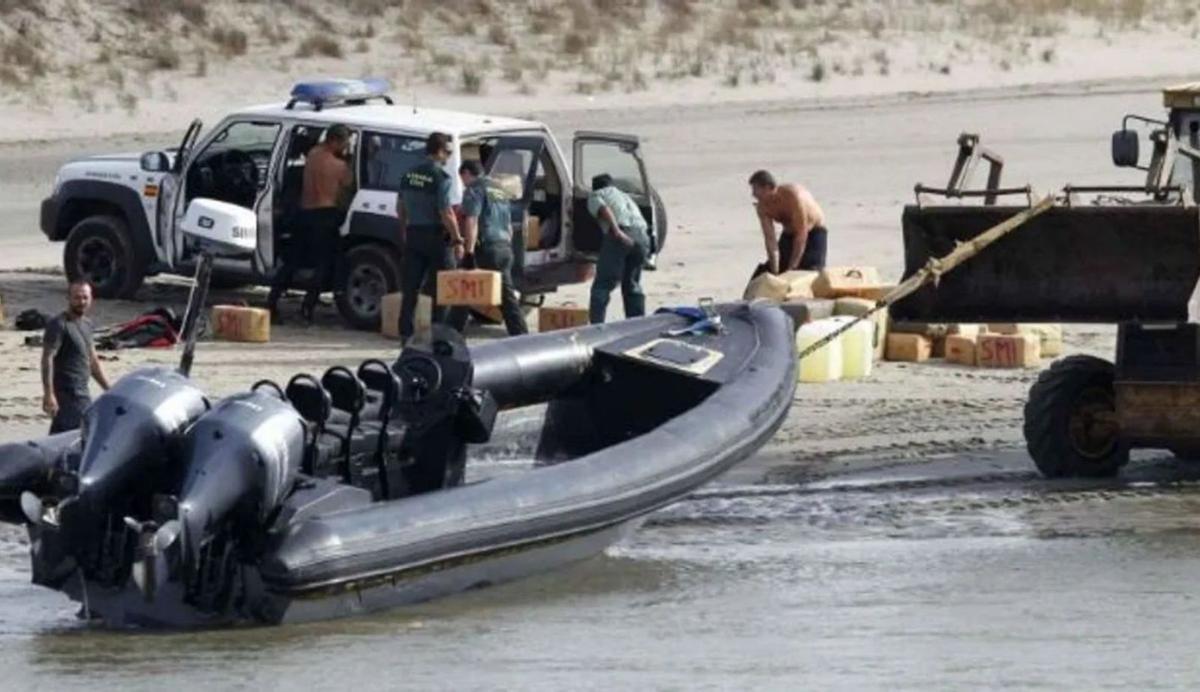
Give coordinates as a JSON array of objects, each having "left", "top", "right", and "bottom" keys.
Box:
[{"left": 261, "top": 303, "right": 795, "bottom": 592}]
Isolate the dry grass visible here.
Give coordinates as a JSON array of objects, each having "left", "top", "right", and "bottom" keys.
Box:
[
  {"left": 0, "top": 0, "right": 46, "bottom": 15},
  {"left": 0, "top": 35, "right": 47, "bottom": 79},
  {"left": 127, "top": 0, "right": 207, "bottom": 26},
  {"left": 431, "top": 52, "right": 458, "bottom": 68},
  {"left": 501, "top": 54, "right": 524, "bottom": 83},
  {"left": 0, "top": 63, "right": 20, "bottom": 86},
  {"left": 562, "top": 30, "right": 593, "bottom": 55},
  {"left": 144, "top": 43, "right": 182, "bottom": 70},
  {"left": 117, "top": 91, "right": 138, "bottom": 114},
  {"left": 211, "top": 26, "right": 249, "bottom": 57},
  {"left": 460, "top": 64, "right": 484, "bottom": 94},
  {"left": 0, "top": 0, "right": 1196, "bottom": 107},
  {"left": 296, "top": 34, "right": 342, "bottom": 58},
  {"left": 293, "top": 2, "right": 333, "bottom": 31},
  {"left": 488, "top": 21, "right": 512, "bottom": 46},
  {"left": 256, "top": 16, "right": 291, "bottom": 45},
  {"left": 105, "top": 65, "right": 124, "bottom": 88}
]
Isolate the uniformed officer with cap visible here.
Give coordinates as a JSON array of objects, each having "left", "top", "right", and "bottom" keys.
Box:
[
  {"left": 448, "top": 160, "right": 529, "bottom": 336},
  {"left": 396, "top": 131, "right": 464, "bottom": 343}
]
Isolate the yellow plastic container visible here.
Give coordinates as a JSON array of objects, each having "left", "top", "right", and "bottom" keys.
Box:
[
  {"left": 796, "top": 318, "right": 845, "bottom": 383},
  {"left": 832, "top": 316, "right": 875, "bottom": 379}
]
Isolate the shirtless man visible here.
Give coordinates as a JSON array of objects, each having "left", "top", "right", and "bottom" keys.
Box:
[
  {"left": 267, "top": 124, "right": 354, "bottom": 323},
  {"left": 748, "top": 169, "right": 829, "bottom": 276}
]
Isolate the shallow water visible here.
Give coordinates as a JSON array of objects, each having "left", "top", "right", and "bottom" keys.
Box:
[{"left": 5, "top": 449, "right": 1200, "bottom": 691}]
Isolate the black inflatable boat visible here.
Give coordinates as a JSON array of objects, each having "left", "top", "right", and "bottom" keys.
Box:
[{"left": 0, "top": 302, "right": 795, "bottom": 627}]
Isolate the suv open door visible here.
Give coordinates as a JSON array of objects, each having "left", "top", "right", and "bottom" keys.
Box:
[
  {"left": 571, "top": 131, "right": 663, "bottom": 257},
  {"left": 156, "top": 119, "right": 203, "bottom": 266}
]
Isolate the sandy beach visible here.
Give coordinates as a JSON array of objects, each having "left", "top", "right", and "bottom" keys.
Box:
[{"left": 0, "top": 78, "right": 1168, "bottom": 479}]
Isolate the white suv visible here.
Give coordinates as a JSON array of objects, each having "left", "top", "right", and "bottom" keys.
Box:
[{"left": 40, "top": 79, "right": 666, "bottom": 328}]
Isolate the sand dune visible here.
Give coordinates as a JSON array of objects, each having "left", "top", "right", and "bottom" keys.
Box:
[{"left": 1, "top": 0, "right": 1198, "bottom": 141}]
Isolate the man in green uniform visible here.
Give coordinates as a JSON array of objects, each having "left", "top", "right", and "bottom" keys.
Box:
[
  {"left": 448, "top": 160, "right": 529, "bottom": 336},
  {"left": 396, "top": 132, "right": 465, "bottom": 343},
  {"left": 588, "top": 174, "right": 650, "bottom": 323}
]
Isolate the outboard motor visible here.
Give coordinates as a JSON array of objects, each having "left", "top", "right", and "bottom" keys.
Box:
[
  {"left": 0, "top": 431, "right": 80, "bottom": 525},
  {"left": 145, "top": 391, "right": 305, "bottom": 608},
  {"left": 31, "top": 367, "right": 207, "bottom": 588},
  {"left": 395, "top": 326, "right": 498, "bottom": 493}
]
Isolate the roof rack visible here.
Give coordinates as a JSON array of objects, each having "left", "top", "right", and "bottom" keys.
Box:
[{"left": 286, "top": 78, "right": 394, "bottom": 112}]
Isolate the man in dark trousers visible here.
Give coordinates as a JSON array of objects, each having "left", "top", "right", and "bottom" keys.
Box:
[
  {"left": 41, "top": 281, "right": 111, "bottom": 433},
  {"left": 396, "top": 131, "right": 464, "bottom": 344},
  {"left": 588, "top": 173, "right": 651, "bottom": 323},
  {"left": 448, "top": 160, "right": 529, "bottom": 336},
  {"left": 748, "top": 169, "right": 829, "bottom": 277},
  {"left": 267, "top": 123, "right": 354, "bottom": 324}
]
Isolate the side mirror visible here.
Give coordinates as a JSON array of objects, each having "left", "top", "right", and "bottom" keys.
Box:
[
  {"left": 1112, "top": 129, "right": 1140, "bottom": 167},
  {"left": 180, "top": 198, "right": 257, "bottom": 257},
  {"left": 139, "top": 151, "right": 170, "bottom": 173}
]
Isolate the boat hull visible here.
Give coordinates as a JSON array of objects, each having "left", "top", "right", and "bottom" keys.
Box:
[{"left": 5, "top": 302, "right": 797, "bottom": 628}]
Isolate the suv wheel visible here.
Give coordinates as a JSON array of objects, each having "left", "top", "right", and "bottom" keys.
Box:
[
  {"left": 63, "top": 215, "right": 144, "bottom": 299},
  {"left": 336, "top": 243, "right": 401, "bottom": 330}
]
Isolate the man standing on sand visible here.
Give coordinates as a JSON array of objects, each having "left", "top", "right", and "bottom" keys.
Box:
[
  {"left": 748, "top": 170, "right": 829, "bottom": 276},
  {"left": 396, "top": 132, "right": 465, "bottom": 344},
  {"left": 41, "top": 281, "right": 110, "bottom": 433},
  {"left": 588, "top": 173, "right": 651, "bottom": 324},
  {"left": 267, "top": 123, "right": 354, "bottom": 324}
]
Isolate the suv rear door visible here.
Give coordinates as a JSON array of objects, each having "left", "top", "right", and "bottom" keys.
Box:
[
  {"left": 570, "top": 131, "right": 657, "bottom": 257},
  {"left": 476, "top": 135, "right": 547, "bottom": 275}
]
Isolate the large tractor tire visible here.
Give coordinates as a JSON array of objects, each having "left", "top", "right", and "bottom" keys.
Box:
[
  {"left": 336, "top": 243, "right": 401, "bottom": 330},
  {"left": 1024, "top": 355, "right": 1128, "bottom": 478},
  {"left": 63, "top": 215, "right": 145, "bottom": 299}
]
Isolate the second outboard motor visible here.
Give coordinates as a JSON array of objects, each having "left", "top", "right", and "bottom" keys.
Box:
[
  {"left": 52, "top": 368, "right": 207, "bottom": 581},
  {"left": 0, "top": 432, "right": 80, "bottom": 525},
  {"left": 151, "top": 391, "right": 305, "bottom": 604}
]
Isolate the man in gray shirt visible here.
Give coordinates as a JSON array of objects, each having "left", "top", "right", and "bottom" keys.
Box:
[{"left": 41, "top": 281, "right": 111, "bottom": 433}]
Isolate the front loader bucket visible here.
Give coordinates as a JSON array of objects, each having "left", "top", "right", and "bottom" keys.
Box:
[{"left": 892, "top": 205, "right": 1200, "bottom": 323}]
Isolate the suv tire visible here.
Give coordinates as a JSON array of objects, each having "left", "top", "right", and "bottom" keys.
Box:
[
  {"left": 336, "top": 243, "right": 402, "bottom": 330},
  {"left": 63, "top": 215, "right": 145, "bottom": 299}
]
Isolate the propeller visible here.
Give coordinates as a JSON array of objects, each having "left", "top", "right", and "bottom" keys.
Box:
[
  {"left": 125, "top": 517, "right": 182, "bottom": 601},
  {"left": 19, "top": 491, "right": 43, "bottom": 526}
]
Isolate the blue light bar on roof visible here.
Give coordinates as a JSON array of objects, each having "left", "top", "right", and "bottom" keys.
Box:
[{"left": 286, "top": 78, "right": 393, "bottom": 110}]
